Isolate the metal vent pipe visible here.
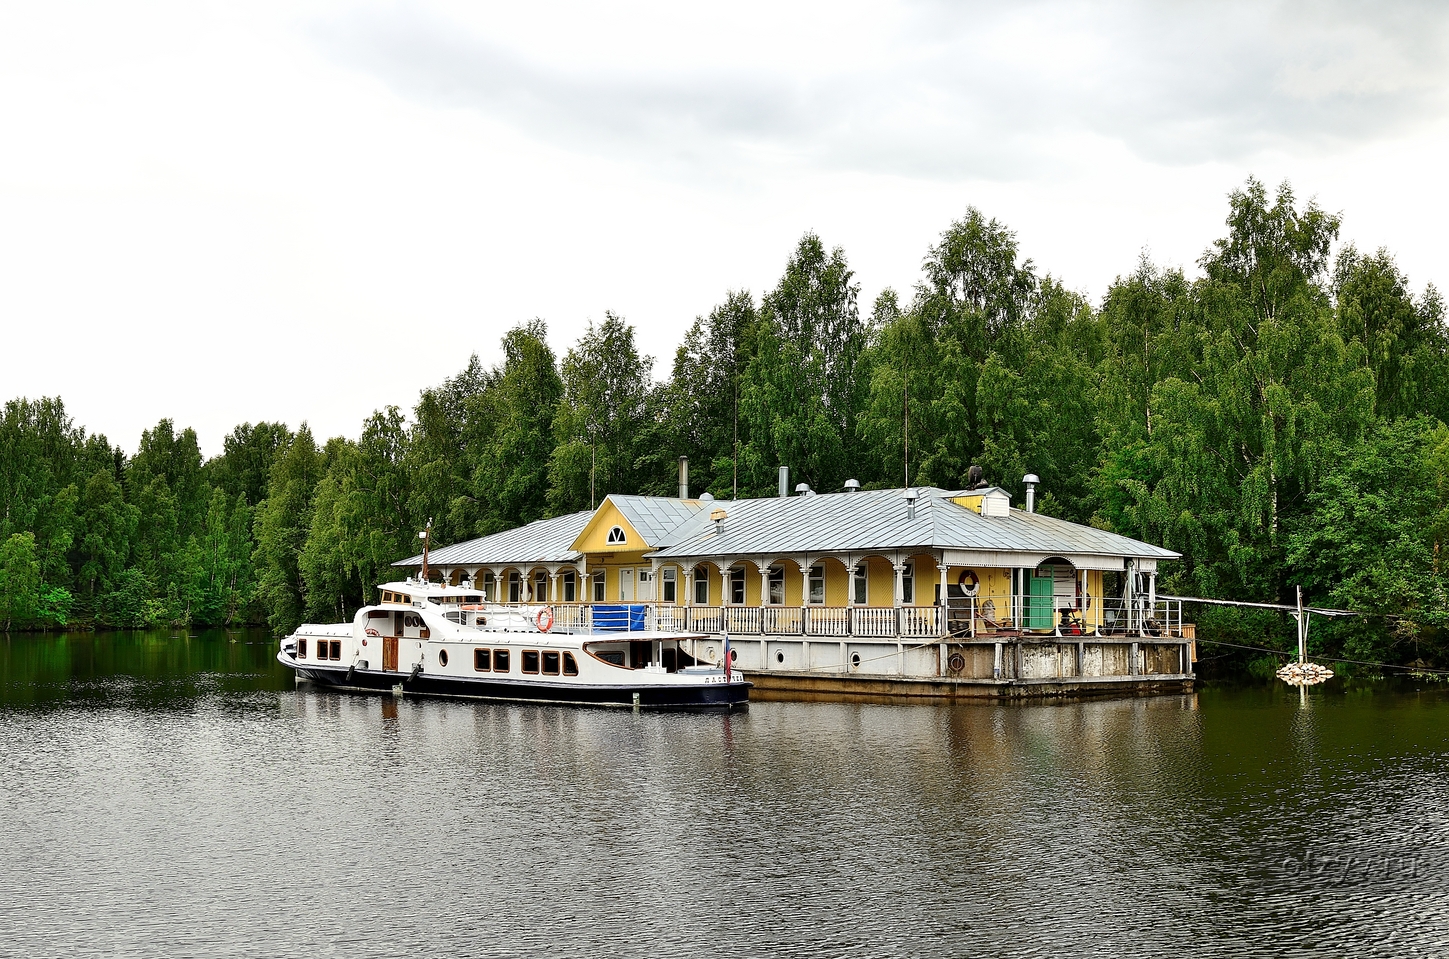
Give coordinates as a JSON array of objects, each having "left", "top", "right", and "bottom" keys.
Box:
[
  {"left": 778, "top": 466, "right": 789, "bottom": 498},
  {"left": 678, "top": 456, "right": 689, "bottom": 499}
]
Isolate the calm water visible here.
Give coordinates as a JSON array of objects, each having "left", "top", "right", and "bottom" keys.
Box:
[{"left": 2, "top": 630, "right": 1446, "bottom": 959}]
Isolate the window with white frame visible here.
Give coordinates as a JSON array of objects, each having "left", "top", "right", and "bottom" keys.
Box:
[
  {"left": 902, "top": 562, "right": 914, "bottom": 604},
  {"left": 853, "top": 565, "right": 868, "bottom": 604},
  {"left": 694, "top": 569, "right": 709, "bottom": 605},
  {"left": 508, "top": 571, "right": 521, "bottom": 603},
  {"left": 606, "top": 526, "right": 627, "bottom": 545},
  {"left": 563, "top": 570, "right": 576, "bottom": 603},
  {"left": 662, "top": 567, "right": 676, "bottom": 603},
  {"left": 808, "top": 565, "right": 825, "bottom": 605},
  {"left": 592, "top": 570, "right": 605, "bottom": 602},
  {"left": 534, "top": 570, "right": 548, "bottom": 602},
  {"left": 481, "top": 571, "right": 495, "bottom": 602},
  {"left": 767, "top": 565, "right": 785, "bottom": 605},
  {"left": 729, "top": 567, "right": 746, "bottom": 605}
]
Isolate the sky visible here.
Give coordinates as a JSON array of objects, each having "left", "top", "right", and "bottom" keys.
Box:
[{"left": 3, "top": 1, "right": 1448, "bottom": 457}]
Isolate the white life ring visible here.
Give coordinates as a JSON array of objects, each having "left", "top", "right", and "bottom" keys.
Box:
[
  {"left": 957, "top": 569, "right": 980, "bottom": 597},
  {"left": 536, "top": 607, "right": 555, "bottom": 632}
]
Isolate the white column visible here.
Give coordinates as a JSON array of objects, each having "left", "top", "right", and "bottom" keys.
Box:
[{"left": 938, "top": 561, "right": 951, "bottom": 638}]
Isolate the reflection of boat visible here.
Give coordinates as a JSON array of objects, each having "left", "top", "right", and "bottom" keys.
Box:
[{"left": 277, "top": 578, "right": 749, "bottom": 711}]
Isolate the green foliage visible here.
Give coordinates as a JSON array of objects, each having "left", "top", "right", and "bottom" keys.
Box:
[
  {"left": 548, "top": 313, "right": 653, "bottom": 512},
  {"left": 740, "top": 233, "right": 866, "bottom": 494},
  {"left": 2, "top": 177, "right": 1448, "bottom": 672}
]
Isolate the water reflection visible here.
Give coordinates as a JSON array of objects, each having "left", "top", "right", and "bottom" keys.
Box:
[{"left": 1, "top": 631, "right": 1446, "bottom": 958}]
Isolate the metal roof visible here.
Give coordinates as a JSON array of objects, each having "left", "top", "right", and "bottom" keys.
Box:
[
  {"left": 396, "top": 487, "right": 1179, "bottom": 569},
  {"left": 647, "top": 487, "right": 1179, "bottom": 561},
  {"left": 394, "top": 510, "right": 593, "bottom": 567},
  {"left": 602, "top": 495, "right": 706, "bottom": 545}
]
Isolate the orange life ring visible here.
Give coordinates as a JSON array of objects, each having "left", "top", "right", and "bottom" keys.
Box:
[
  {"left": 957, "top": 569, "right": 980, "bottom": 597},
  {"left": 536, "top": 607, "right": 555, "bottom": 632},
  {"left": 365, "top": 627, "right": 380, "bottom": 637}
]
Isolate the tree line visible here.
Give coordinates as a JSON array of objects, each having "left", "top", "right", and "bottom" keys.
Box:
[{"left": 3, "top": 178, "right": 1446, "bottom": 668}]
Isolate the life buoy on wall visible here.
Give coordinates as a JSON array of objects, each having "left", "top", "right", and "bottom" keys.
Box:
[
  {"left": 957, "top": 569, "right": 980, "bottom": 597},
  {"left": 536, "top": 607, "right": 555, "bottom": 632},
  {"left": 947, "top": 652, "right": 966, "bottom": 672}
]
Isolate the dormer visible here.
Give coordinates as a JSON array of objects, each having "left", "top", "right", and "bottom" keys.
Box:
[{"left": 952, "top": 487, "right": 1012, "bottom": 518}]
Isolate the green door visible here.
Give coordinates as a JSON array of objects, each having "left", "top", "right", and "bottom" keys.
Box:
[{"left": 1027, "top": 568, "right": 1055, "bottom": 630}]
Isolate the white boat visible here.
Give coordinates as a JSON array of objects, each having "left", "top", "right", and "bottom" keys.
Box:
[{"left": 277, "top": 577, "right": 750, "bottom": 711}]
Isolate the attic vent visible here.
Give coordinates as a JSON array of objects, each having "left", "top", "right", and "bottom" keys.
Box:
[{"left": 606, "top": 526, "right": 627, "bottom": 545}]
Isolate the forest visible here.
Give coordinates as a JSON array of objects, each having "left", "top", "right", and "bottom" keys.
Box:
[{"left": 3, "top": 178, "right": 1447, "bottom": 670}]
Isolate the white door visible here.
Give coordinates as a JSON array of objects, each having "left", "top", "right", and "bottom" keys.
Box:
[
  {"left": 637, "top": 568, "right": 654, "bottom": 602},
  {"left": 619, "top": 568, "right": 634, "bottom": 601}
]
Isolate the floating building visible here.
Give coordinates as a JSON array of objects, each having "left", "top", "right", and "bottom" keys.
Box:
[{"left": 397, "top": 469, "right": 1194, "bottom": 700}]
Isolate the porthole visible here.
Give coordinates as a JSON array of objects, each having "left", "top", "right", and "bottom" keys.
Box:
[
  {"left": 850, "top": 652, "right": 861, "bottom": 668},
  {"left": 775, "top": 650, "right": 785, "bottom": 664},
  {"left": 729, "top": 649, "right": 738, "bottom": 663},
  {"left": 439, "top": 649, "right": 449, "bottom": 667}
]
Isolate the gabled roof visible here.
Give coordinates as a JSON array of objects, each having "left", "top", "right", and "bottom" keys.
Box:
[
  {"left": 604, "top": 495, "right": 707, "bottom": 545},
  {"left": 394, "top": 510, "right": 593, "bottom": 567},
  {"left": 395, "top": 487, "right": 1179, "bottom": 570},
  {"left": 647, "top": 487, "right": 1178, "bottom": 561}
]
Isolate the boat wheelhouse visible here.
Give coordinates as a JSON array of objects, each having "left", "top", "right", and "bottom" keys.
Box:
[
  {"left": 394, "top": 469, "right": 1196, "bottom": 700},
  {"left": 278, "top": 578, "right": 749, "bottom": 710}
]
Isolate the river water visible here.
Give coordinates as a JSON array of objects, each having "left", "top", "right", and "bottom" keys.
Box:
[{"left": 1, "top": 629, "right": 1445, "bottom": 958}]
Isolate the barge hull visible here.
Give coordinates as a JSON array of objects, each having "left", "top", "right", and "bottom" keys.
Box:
[{"left": 744, "top": 669, "right": 1194, "bottom": 703}]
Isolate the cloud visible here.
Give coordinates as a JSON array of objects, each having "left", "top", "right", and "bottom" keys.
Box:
[{"left": 310, "top": 1, "right": 1449, "bottom": 181}]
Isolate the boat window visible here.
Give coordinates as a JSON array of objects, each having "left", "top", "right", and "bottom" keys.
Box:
[
  {"left": 542, "top": 651, "right": 560, "bottom": 675},
  {"left": 595, "top": 649, "right": 625, "bottom": 667},
  {"left": 474, "top": 648, "right": 491, "bottom": 671},
  {"left": 298, "top": 638, "right": 308, "bottom": 659},
  {"left": 493, "top": 649, "right": 510, "bottom": 672},
  {"left": 328, "top": 640, "right": 342, "bottom": 661},
  {"left": 563, "top": 652, "right": 579, "bottom": 676},
  {"left": 522, "top": 650, "right": 539, "bottom": 674},
  {"left": 439, "top": 649, "right": 449, "bottom": 667}
]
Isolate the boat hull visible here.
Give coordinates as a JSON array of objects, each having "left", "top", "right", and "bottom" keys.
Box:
[{"left": 284, "top": 657, "right": 750, "bottom": 711}]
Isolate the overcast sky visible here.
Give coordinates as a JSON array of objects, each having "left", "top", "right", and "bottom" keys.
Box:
[{"left": 4, "top": 1, "right": 1448, "bottom": 456}]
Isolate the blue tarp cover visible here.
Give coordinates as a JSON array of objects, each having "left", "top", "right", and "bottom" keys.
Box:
[{"left": 591, "top": 604, "right": 647, "bottom": 632}]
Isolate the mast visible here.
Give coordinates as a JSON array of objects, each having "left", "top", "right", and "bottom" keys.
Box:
[{"left": 419, "top": 518, "right": 433, "bottom": 583}]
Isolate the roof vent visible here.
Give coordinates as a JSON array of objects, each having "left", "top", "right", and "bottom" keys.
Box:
[
  {"left": 843, "top": 479, "right": 860, "bottom": 493},
  {"left": 904, "top": 487, "right": 919, "bottom": 520},
  {"left": 710, "top": 508, "right": 727, "bottom": 534},
  {"left": 795, "top": 483, "right": 815, "bottom": 497},
  {"left": 1023, "top": 473, "right": 1041, "bottom": 513},
  {"left": 699, "top": 492, "right": 715, "bottom": 502}
]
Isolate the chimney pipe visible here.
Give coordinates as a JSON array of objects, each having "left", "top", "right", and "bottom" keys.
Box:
[
  {"left": 778, "top": 466, "right": 789, "bottom": 498},
  {"left": 1023, "top": 473, "right": 1040, "bottom": 513},
  {"left": 678, "top": 456, "right": 689, "bottom": 499}
]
